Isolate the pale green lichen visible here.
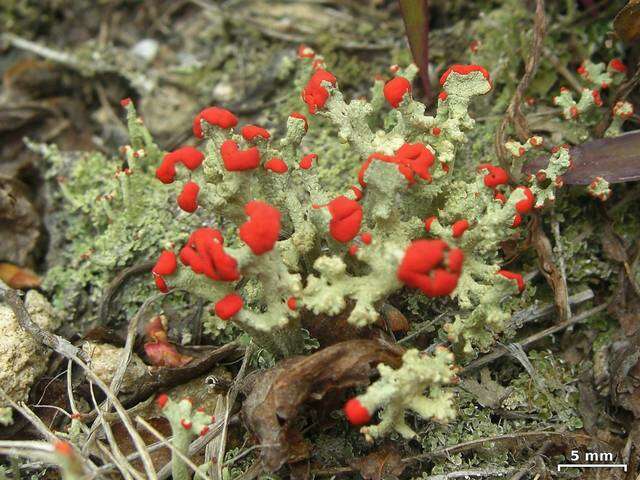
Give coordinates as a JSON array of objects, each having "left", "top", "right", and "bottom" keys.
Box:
[
  {"left": 356, "top": 347, "right": 456, "bottom": 440},
  {"left": 587, "top": 176, "right": 611, "bottom": 201}
]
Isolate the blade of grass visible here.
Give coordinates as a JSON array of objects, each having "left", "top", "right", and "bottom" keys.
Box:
[{"left": 398, "top": 0, "right": 431, "bottom": 101}]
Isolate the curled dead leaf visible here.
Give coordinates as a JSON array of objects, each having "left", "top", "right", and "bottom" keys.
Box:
[
  {"left": 242, "top": 339, "right": 404, "bottom": 471},
  {"left": 0, "top": 263, "right": 41, "bottom": 289},
  {"left": 349, "top": 445, "right": 405, "bottom": 480},
  {"left": 614, "top": 0, "right": 640, "bottom": 44}
]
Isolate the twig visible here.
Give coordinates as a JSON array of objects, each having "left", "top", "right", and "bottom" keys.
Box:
[
  {"left": 551, "top": 213, "right": 572, "bottom": 320},
  {"left": 0, "top": 287, "right": 158, "bottom": 480},
  {"left": 216, "top": 343, "right": 255, "bottom": 479},
  {"left": 422, "top": 468, "right": 517, "bottom": 479},
  {"left": 495, "top": 0, "right": 546, "bottom": 168},
  {"left": 463, "top": 302, "right": 608, "bottom": 373},
  {"left": 530, "top": 213, "right": 571, "bottom": 323},
  {"left": 509, "top": 440, "right": 553, "bottom": 480},
  {"left": 97, "top": 260, "right": 155, "bottom": 324},
  {"left": 0, "top": 287, "right": 90, "bottom": 363}
]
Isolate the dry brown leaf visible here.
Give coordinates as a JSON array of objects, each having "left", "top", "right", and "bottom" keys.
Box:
[
  {"left": 0, "top": 176, "right": 41, "bottom": 266},
  {"left": 242, "top": 339, "right": 404, "bottom": 471},
  {"left": 0, "top": 263, "right": 41, "bottom": 289},
  {"left": 349, "top": 445, "right": 405, "bottom": 480},
  {"left": 614, "top": 0, "right": 640, "bottom": 44}
]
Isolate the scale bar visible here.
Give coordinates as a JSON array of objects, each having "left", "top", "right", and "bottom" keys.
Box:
[{"left": 557, "top": 464, "right": 627, "bottom": 472}]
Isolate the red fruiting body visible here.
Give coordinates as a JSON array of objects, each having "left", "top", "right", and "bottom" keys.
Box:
[
  {"left": 438, "top": 91, "right": 448, "bottom": 101},
  {"left": 215, "top": 293, "right": 243, "bottom": 320},
  {"left": 361, "top": 232, "right": 372, "bottom": 245},
  {"left": 287, "top": 297, "right": 297, "bottom": 310},
  {"left": 497, "top": 270, "right": 525, "bottom": 292},
  {"left": 299, "top": 153, "right": 317, "bottom": 170},
  {"left": 193, "top": 107, "right": 237, "bottom": 138},
  {"left": 591, "top": 89, "right": 603, "bottom": 107},
  {"left": 302, "top": 69, "right": 337, "bottom": 114},
  {"left": 145, "top": 342, "right": 192, "bottom": 367},
  {"left": 343, "top": 398, "right": 371, "bottom": 426},
  {"left": 432, "top": 126, "right": 441, "bottom": 136},
  {"left": 394, "top": 143, "right": 435, "bottom": 184},
  {"left": 181, "top": 419, "right": 192, "bottom": 430},
  {"left": 570, "top": 106, "right": 579, "bottom": 118},
  {"left": 478, "top": 164, "right": 509, "bottom": 188},
  {"left": 156, "top": 393, "right": 169, "bottom": 409},
  {"left": 514, "top": 186, "right": 535, "bottom": 214},
  {"left": 348, "top": 244, "right": 359, "bottom": 256},
  {"left": 289, "top": 112, "right": 308, "bottom": 131},
  {"left": 424, "top": 216, "right": 436, "bottom": 232},
  {"left": 153, "top": 251, "right": 177, "bottom": 276},
  {"left": 327, "top": 196, "right": 363, "bottom": 243},
  {"left": 120, "top": 97, "right": 131, "bottom": 107},
  {"left": 297, "top": 44, "right": 315, "bottom": 58},
  {"left": 350, "top": 186, "right": 363, "bottom": 201},
  {"left": 518, "top": 147, "right": 526, "bottom": 156},
  {"left": 241, "top": 125, "right": 271, "bottom": 141},
  {"left": 220, "top": 140, "right": 261, "bottom": 171},
  {"left": 156, "top": 147, "right": 204, "bottom": 184},
  {"left": 397, "top": 239, "right": 464, "bottom": 297},
  {"left": 154, "top": 275, "right": 169, "bottom": 293},
  {"left": 577, "top": 63, "right": 587, "bottom": 76},
  {"left": 469, "top": 40, "right": 480, "bottom": 53},
  {"left": 239, "top": 201, "right": 281, "bottom": 255},
  {"left": 180, "top": 228, "right": 239, "bottom": 281},
  {"left": 264, "top": 158, "right": 288, "bottom": 173},
  {"left": 383, "top": 76, "right": 412, "bottom": 108},
  {"left": 439, "top": 64, "right": 491, "bottom": 85},
  {"left": 494, "top": 192, "right": 506, "bottom": 204},
  {"left": 511, "top": 214, "right": 522, "bottom": 228},
  {"left": 451, "top": 219, "right": 469, "bottom": 238},
  {"left": 177, "top": 181, "right": 200, "bottom": 213},
  {"left": 609, "top": 58, "right": 627, "bottom": 74},
  {"left": 54, "top": 440, "right": 74, "bottom": 456}
]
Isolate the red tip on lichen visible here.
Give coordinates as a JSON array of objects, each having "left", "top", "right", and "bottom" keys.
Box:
[
  {"left": 180, "top": 419, "right": 192, "bottom": 430},
  {"left": 438, "top": 91, "right": 448, "bottom": 101},
  {"left": 177, "top": 181, "right": 200, "bottom": 213},
  {"left": 424, "top": 216, "right": 437, "bottom": 232},
  {"left": 439, "top": 64, "right": 491, "bottom": 86},
  {"left": 180, "top": 228, "right": 239, "bottom": 281},
  {"left": 287, "top": 297, "right": 297, "bottom": 310},
  {"left": 302, "top": 69, "right": 337, "bottom": 114},
  {"left": 343, "top": 398, "right": 371, "bottom": 426},
  {"left": 239, "top": 201, "right": 281, "bottom": 255},
  {"left": 297, "top": 44, "right": 315, "bottom": 58},
  {"left": 360, "top": 232, "right": 372, "bottom": 245},
  {"left": 348, "top": 244, "right": 359, "bottom": 256},
  {"left": 193, "top": 107, "right": 238, "bottom": 138},
  {"left": 120, "top": 97, "right": 131, "bottom": 107},
  {"left": 511, "top": 214, "right": 523, "bottom": 228},
  {"left": 478, "top": 164, "right": 509, "bottom": 188},
  {"left": 153, "top": 251, "right": 177, "bottom": 276},
  {"left": 289, "top": 112, "right": 308, "bottom": 131},
  {"left": 241, "top": 125, "right": 271, "bottom": 141},
  {"left": 264, "top": 158, "right": 288, "bottom": 173},
  {"left": 326, "top": 196, "right": 363, "bottom": 243},
  {"left": 498, "top": 269, "right": 524, "bottom": 292},
  {"left": 156, "top": 147, "right": 204, "bottom": 184},
  {"left": 451, "top": 219, "right": 469, "bottom": 238},
  {"left": 54, "top": 440, "right": 74, "bottom": 457},
  {"left": 350, "top": 185, "right": 363, "bottom": 201},
  {"left": 220, "top": 140, "right": 261, "bottom": 171},
  {"left": 609, "top": 58, "right": 627, "bottom": 74},
  {"left": 215, "top": 293, "right": 243, "bottom": 320},
  {"left": 432, "top": 126, "right": 441, "bottom": 136},
  {"left": 397, "top": 239, "right": 464, "bottom": 297},
  {"left": 156, "top": 393, "right": 169, "bottom": 409},
  {"left": 514, "top": 186, "right": 534, "bottom": 214},
  {"left": 299, "top": 153, "right": 317, "bottom": 170},
  {"left": 591, "top": 89, "right": 603, "bottom": 107},
  {"left": 383, "top": 76, "right": 412, "bottom": 108}
]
